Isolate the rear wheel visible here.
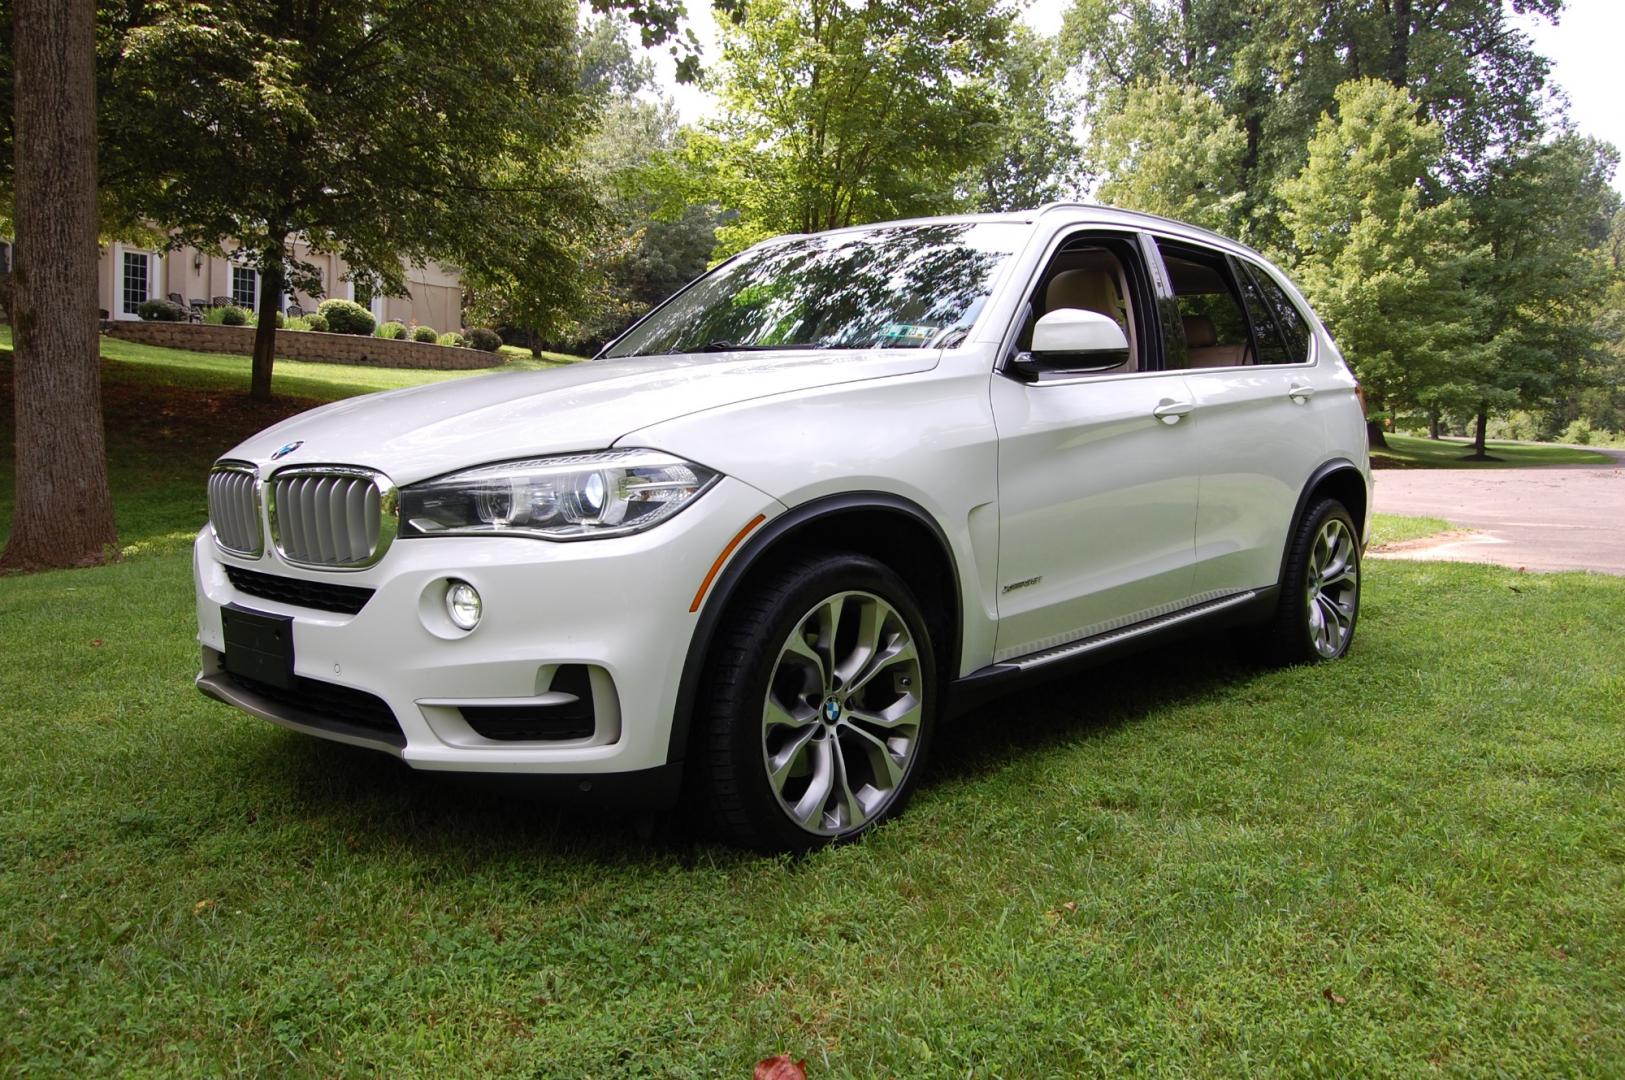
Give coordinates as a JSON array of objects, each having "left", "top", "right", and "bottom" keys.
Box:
[
  {"left": 1268, "top": 497, "right": 1361, "bottom": 664},
  {"left": 694, "top": 551, "right": 937, "bottom": 852}
]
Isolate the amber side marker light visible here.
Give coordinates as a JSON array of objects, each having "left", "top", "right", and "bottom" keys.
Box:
[
  {"left": 1354, "top": 381, "right": 1367, "bottom": 417},
  {"left": 690, "top": 514, "right": 767, "bottom": 613}
]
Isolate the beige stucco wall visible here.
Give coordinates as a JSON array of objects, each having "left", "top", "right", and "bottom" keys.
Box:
[{"left": 94, "top": 235, "right": 464, "bottom": 329}]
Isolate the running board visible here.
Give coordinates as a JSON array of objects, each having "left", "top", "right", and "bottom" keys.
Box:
[{"left": 1003, "top": 590, "right": 1259, "bottom": 671}]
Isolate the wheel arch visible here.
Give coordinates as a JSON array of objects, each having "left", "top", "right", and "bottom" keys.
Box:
[
  {"left": 1277, "top": 459, "right": 1369, "bottom": 584},
  {"left": 667, "top": 491, "right": 963, "bottom": 767}
]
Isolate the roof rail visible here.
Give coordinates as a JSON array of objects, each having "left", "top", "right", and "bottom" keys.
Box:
[{"left": 1031, "top": 200, "right": 1242, "bottom": 247}]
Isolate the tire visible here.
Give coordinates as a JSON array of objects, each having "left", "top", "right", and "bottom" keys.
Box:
[
  {"left": 693, "top": 550, "right": 938, "bottom": 853},
  {"left": 1267, "top": 497, "right": 1361, "bottom": 665}
]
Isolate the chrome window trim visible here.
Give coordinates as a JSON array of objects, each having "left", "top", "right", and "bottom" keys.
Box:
[
  {"left": 266, "top": 464, "right": 399, "bottom": 572},
  {"left": 207, "top": 460, "right": 264, "bottom": 559}
]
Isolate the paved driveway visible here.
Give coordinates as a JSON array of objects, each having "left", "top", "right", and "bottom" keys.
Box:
[{"left": 1370, "top": 448, "right": 1625, "bottom": 575}]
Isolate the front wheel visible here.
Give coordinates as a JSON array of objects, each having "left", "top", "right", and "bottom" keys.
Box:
[
  {"left": 693, "top": 551, "right": 937, "bottom": 853},
  {"left": 1267, "top": 497, "right": 1361, "bottom": 664}
]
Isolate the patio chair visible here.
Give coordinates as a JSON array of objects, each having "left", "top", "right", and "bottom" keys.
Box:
[
  {"left": 212, "top": 295, "right": 232, "bottom": 308},
  {"left": 286, "top": 302, "right": 304, "bottom": 318}
]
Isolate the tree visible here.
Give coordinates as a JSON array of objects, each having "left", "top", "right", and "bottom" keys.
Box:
[
  {"left": 1450, "top": 134, "right": 1619, "bottom": 456},
  {"left": 1279, "top": 79, "right": 1487, "bottom": 450},
  {"left": 112, "top": 0, "right": 596, "bottom": 400},
  {"left": 695, "top": 0, "right": 1015, "bottom": 256},
  {"left": 964, "top": 25, "right": 1083, "bottom": 212},
  {"left": 1061, "top": 0, "right": 1564, "bottom": 243},
  {"left": 1, "top": 0, "right": 118, "bottom": 570},
  {"left": 1091, "top": 77, "right": 1247, "bottom": 236}
]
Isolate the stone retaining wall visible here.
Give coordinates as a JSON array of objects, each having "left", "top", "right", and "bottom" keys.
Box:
[{"left": 104, "top": 320, "right": 505, "bottom": 370}]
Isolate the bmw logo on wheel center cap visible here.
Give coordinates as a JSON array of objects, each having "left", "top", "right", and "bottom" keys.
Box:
[{"left": 822, "top": 698, "right": 841, "bottom": 723}]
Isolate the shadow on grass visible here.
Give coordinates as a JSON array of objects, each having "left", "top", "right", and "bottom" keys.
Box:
[{"left": 219, "top": 631, "right": 1266, "bottom": 862}]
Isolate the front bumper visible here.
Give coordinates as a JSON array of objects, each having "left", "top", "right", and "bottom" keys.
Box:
[{"left": 193, "top": 476, "right": 782, "bottom": 779}]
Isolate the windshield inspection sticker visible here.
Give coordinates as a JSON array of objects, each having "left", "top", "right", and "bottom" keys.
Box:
[{"left": 880, "top": 323, "right": 937, "bottom": 345}]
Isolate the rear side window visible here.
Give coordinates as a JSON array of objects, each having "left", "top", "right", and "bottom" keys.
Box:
[
  {"left": 1240, "top": 259, "right": 1312, "bottom": 364},
  {"left": 1154, "top": 240, "right": 1254, "bottom": 369}
]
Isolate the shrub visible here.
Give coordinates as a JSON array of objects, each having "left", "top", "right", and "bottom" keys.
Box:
[
  {"left": 1560, "top": 418, "right": 1594, "bottom": 446},
  {"left": 466, "top": 327, "right": 502, "bottom": 352},
  {"left": 284, "top": 316, "right": 312, "bottom": 332},
  {"left": 204, "top": 304, "right": 250, "bottom": 326},
  {"left": 136, "top": 298, "right": 188, "bottom": 321},
  {"left": 304, "top": 313, "right": 329, "bottom": 333},
  {"left": 317, "top": 298, "right": 375, "bottom": 335},
  {"left": 413, "top": 325, "right": 439, "bottom": 343},
  {"left": 274, "top": 311, "right": 287, "bottom": 329},
  {"left": 375, "top": 320, "right": 408, "bottom": 340},
  {"left": 436, "top": 332, "right": 466, "bottom": 348}
]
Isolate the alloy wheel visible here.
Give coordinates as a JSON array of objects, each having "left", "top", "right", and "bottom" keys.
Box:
[
  {"left": 761, "top": 590, "right": 925, "bottom": 836},
  {"left": 1306, "top": 517, "right": 1359, "bottom": 658}
]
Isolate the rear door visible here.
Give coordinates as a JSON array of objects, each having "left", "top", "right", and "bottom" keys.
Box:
[
  {"left": 990, "top": 229, "right": 1201, "bottom": 663},
  {"left": 1149, "top": 236, "right": 1332, "bottom": 595}
]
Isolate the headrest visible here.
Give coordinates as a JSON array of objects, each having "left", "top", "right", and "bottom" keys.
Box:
[
  {"left": 1182, "top": 315, "right": 1216, "bottom": 348},
  {"left": 1045, "top": 268, "right": 1120, "bottom": 319}
]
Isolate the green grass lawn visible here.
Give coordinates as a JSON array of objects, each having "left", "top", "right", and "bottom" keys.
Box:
[
  {"left": 1372, "top": 432, "right": 1613, "bottom": 469},
  {"left": 3, "top": 346, "right": 1624, "bottom": 1075}
]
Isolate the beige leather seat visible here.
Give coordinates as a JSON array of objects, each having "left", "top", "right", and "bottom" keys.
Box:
[
  {"left": 1044, "top": 267, "right": 1136, "bottom": 371},
  {"left": 1183, "top": 315, "right": 1251, "bottom": 368}
]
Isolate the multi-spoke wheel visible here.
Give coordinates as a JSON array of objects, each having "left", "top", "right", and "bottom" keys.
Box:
[
  {"left": 695, "top": 552, "right": 937, "bottom": 851},
  {"left": 1268, "top": 497, "right": 1362, "bottom": 664}
]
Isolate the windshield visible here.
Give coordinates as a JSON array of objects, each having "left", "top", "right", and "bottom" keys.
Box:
[{"left": 604, "top": 222, "right": 1028, "bottom": 358}]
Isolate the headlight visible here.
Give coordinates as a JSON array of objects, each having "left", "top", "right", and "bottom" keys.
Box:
[{"left": 399, "top": 449, "right": 720, "bottom": 541}]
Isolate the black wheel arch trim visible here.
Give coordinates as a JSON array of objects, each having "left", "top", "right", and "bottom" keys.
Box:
[
  {"left": 1278, "top": 458, "right": 1368, "bottom": 584},
  {"left": 666, "top": 490, "right": 964, "bottom": 767}
]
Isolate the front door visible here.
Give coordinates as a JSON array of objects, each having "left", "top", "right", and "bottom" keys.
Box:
[{"left": 990, "top": 230, "right": 1201, "bottom": 663}]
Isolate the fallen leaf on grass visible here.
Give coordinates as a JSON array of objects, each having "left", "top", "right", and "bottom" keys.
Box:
[
  {"left": 754, "top": 1054, "right": 808, "bottom": 1080},
  {"left": 1322, "top": 988, "right": 1346, "bottom": 1006},
  {"left": 90, "top": 639, "right": 103, "bottom": 647},
  {"left": 194, "top": 899, "right": 215, "bottom": 914}
]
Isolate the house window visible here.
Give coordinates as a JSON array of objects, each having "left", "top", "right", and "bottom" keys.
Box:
[
  {"left": 231, "top": 266, "right": 257, "bottom": 309},
  {"left": 122, "top": 250, "right": 151, "bottom": 314}
]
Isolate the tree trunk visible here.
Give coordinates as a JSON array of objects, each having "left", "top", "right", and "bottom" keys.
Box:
[
  {"left": 0, "top": 0, "right": 118, "bottom": 572},
  {"left": 250, "top": 237, "right": 287, "bottom": 401},
  {"left": 1427, "top": 411, "right": 1440, "bottom": 439},
  {"left": 1470, "top": 407, "right": 1490, "bottom": 458},
  {"left": 1366, "top": 419, "right": 1389, "bottom": 450}
]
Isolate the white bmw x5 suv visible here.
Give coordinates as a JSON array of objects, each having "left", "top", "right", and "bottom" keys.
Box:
[{"left": 194, "top": 204, "right": 1369, "bottom": 851}]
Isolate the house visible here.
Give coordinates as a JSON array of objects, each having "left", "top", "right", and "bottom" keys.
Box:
[{"left": 96, "top": 234, "right": 465, "bottom": 330}]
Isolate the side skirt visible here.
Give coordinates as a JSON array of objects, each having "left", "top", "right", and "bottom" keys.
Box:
[{"left": 946, "top": 586, "right": 1280, "bottom": 718}]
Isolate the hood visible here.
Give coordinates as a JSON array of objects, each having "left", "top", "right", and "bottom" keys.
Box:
[{"left": 223, "top": 348, "right": 939, "bottom": 484}]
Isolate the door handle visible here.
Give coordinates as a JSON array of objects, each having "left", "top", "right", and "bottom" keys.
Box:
[
  {"left": 1288, "top": 383, "right": 1316, "bottom": 404},
  {"left": 1152, "top": 400, "right": 1195, "bottom": 425}
]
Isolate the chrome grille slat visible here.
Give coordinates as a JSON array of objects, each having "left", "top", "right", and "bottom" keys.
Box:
[
  {"left": 267, "top": 466, "right": 397, "bottom": 571},
  {"left": 207, "top": 463, "right": 262, "bottom": 557}
]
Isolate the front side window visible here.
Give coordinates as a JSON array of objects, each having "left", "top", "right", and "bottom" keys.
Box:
[
  {"left": 1155, "top": 240, "right": 1254, "bottom": 370},
  {"left": 231, "top": 265, "right": 257, "bottom": 309},
  {"left": 121, "top": 251, "right": 150, "bottom": 314},
  {"left": 605, "top": 222, "right": 1027, "bottom": 358}
]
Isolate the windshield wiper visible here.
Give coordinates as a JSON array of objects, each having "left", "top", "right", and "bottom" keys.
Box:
[{"left": 696, "top": 341, "right": 825, "bottom": 352}]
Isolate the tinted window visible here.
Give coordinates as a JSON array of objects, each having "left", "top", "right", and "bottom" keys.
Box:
[
  {"left": 1231, "top": 257, "right": 1292, "bottom": 366},
  {"left": 1242, "top": 260, "right": 1312, "bottom": 364},
  {"left": 1155, "top": 241, "right": 1254, "bottom": 369},
  {"left": 606, "top": 222, "right": 1026, "bottom": 357}
]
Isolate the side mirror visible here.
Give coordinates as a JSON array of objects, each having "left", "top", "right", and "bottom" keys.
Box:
[{"left": 1013, "top": 308, "right": 1130, "bottom": 380}]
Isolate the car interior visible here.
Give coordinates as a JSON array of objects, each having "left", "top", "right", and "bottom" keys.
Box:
[
  {"left": 1015, "top": 239, "right": 1142, "bottom": 372},
  {"left": 1160, "top": 250, "right": 1257, "bottom": 369}
]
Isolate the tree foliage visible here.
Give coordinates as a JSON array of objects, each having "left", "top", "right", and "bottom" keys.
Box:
[
  {"left": 964, "top": 25, "right": 1083, "bottom": 212},
  {"left": 1279, "top": 79, "right": 1486, "bottom": 440},
  {"left": 1092, "top": 78, "right": 1246, "bottom": 235},
  {"left": 695, "top": 0, "right": 1016, "bottom": 256}
]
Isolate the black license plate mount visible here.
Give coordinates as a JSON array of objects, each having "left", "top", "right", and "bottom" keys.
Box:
[{"left": 221, "top": 604, "right": 295, "bottom": 690}]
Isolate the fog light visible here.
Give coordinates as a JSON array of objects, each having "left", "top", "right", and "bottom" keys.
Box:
[{"left": 445, "top": 580, "right": 482, "bottom": 631}]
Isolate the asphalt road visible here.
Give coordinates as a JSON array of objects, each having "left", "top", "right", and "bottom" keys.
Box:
[{"left": 1370, "top": 447, "right": 1625, "bottom": 575}]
